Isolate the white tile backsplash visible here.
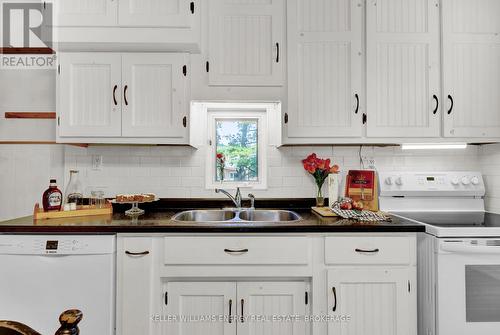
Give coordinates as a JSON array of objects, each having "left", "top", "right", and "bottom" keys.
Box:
[
  {"left": 2, "top": 142, "right": 496, "bottom": 222},
  {"left": 64, "top": 144, "right": 482, "bottom": 200},
  {"left": 480, "top": 143, "right": 500, "bottom": 213}
]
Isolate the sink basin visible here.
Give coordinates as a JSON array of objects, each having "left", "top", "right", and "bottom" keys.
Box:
[
  {"left": 172, "top": 210, "right": 237, "bottom": 222},
  {"left": 172, "top": 209, "right": 302, "bottom": 223},
  {"left": 238, "top": 210, "right": 301, "bottom": 222}
]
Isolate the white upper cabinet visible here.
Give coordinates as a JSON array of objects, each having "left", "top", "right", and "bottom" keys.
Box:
[
  {"left": 122, "top": 54, "right": 188, "bottom": 138},
  {"left": 366, "top": 0, "right": 441, "bottom": 137},
  {"left": 57, "top": 53, "right": 190, "bottom": 143},
  {"left": 53, "top": 0, "right": 201, "bottom": 53},
  {"left": 286, "top": 0, "right": 363, "bottom": 139},
  {"left": 119, "top": 0, "right": 192, "bottom": 27},
  {"left": 208, "top": 0, "right": 284, "bottom": 86},
  {"left": 55, "top": 0, "right": 194, "bottom": 27},
  {"left": 327, "top": 267, "right": 415, "bottom": 335},
  {"left": 54, "top": 0, "right": 118, "bottom": 26},
  {"left": 442, "top": 0, "right": 500, "bottom": 138},
  {"left": 58, "top": 53, "right": 122, "bottom": 137}
]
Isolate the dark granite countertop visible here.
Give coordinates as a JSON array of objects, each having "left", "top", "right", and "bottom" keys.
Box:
[{"left": 0, "top": 209, "right": 424, "bottom": 234}]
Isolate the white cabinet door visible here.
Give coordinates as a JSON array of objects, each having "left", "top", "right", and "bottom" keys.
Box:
[
  {"left": 286, "top": 0, "right": 363, "bottom": 138},
  {"left": 327, "top": 268, "right": 416, "bottom": 335},
  {"left": 442, "top": 0, "right": 500, "bottom": 137},
  {"left": 119, "top": 0, "right": 193, "bottom": 27},
  {"left": 58, "top": 53, "right": 122, "bottom": 137},
  {"left": 164, "top": 282, "right": 237, "bottom": 335},
  {"left": 117, "top": 238, "right": 156, "bottom": 335},
  {"left": 54, "top": 0, "right": 118, "bottom": 26},
  {"left": 366, "top": 0, "right": 441, "bottom": 137},
  {"left": 237, "top": 282, "right": 307, "bottom": 335},
  {"left": 208, "top": 0, "right": 284, "bottom": 86},
  {"left": 122, "top": 54, "right": 189, "bottom": 138}
]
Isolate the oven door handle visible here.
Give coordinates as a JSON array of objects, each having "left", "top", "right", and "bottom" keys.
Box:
[{"left": 441, "top": 244, "right": 500, "bottom": 254}]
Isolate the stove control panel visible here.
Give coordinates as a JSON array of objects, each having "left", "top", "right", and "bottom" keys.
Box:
[{"left": 379, "top": 171, "right": 485, "bottom": 197}]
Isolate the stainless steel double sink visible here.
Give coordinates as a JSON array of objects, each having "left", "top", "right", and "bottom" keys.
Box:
[{"left": 172, "top": 209, "right": 302, "bottom": 224}]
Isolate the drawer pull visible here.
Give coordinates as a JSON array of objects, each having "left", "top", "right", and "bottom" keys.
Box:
[
  {"left": 355, "top": 248, "right": 380, "bottom": 253},
  {"left": 229, "top": 299, "right": 233, "bottom": 323},
  {"left": 332, "top": 287, "right": 337, "bottom": 312},
  {"left": 125, "top": 250, "right": 150, "bottom": 256},
  {"left": 224, "top": 248, "right": 249, "bottom": 254}
]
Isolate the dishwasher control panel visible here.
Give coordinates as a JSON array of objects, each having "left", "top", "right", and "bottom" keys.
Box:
[{"left": 0, "top": 235, "right": 115, "bottom": 255}]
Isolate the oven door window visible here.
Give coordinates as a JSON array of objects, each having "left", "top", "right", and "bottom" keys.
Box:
[{"left": 466, "top": 265, "right": 500, "bottom": 322}]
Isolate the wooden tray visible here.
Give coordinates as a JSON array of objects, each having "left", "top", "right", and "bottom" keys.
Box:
[
  {"left": 33, "top": 202, "right": 113, "bottom": 220},
  {"left": 311, "top": 206, "right": 338, "bottom": 217}
]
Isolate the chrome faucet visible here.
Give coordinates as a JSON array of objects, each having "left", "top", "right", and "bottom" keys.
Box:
[{"left": 215, "top": 187, "right": 242, "bottom": 208}]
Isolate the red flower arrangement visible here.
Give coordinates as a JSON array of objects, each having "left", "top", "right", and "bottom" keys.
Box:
[
  {"left": 302, "top": 153, "right": 340, "bottom": 201},
  {"left": 216, "top": 152, "right": 225, "bottom": 181}
]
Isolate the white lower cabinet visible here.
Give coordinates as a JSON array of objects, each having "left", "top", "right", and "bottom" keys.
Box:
[
  {"left": 162, "top": 281, "right": 307, "bottom": 335},
  {"left": 327, "top": 268, "right": 415, "bottom": 335},
  {"left": 238, "top": 282, "right": 307, "bottom": 335},
  {"left": 117, "top": 237, "right": 156, "bottom": 335},
  {"left": 163, "top": 282, "right": 236, "bottom": 335},
  {"left": 117, "top": 234, "right": 416, "bottom": 335}
]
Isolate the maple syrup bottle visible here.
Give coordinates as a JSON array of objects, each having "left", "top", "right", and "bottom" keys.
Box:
[{"left": 42, "top": 179, "right": 63, "bottom": 212}]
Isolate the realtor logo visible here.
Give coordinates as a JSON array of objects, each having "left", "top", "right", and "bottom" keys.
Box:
[{"left": 1, "top": 1, "right": 56, "bottom": 69}]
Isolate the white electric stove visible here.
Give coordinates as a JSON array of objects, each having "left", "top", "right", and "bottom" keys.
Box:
[{"left": 379, "top": 171, "right": 500, "bottom": 335}]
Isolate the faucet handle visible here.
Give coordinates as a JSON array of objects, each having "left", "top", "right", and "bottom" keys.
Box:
[{"left": 247, "top": 193, "right": 256, "bottom": 209}]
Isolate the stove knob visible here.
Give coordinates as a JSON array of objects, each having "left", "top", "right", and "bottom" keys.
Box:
[
  {"left": 461, "top": 177, "right": 470, "bottom": 185},
  {"left": 395, "top": 177, "right": 403, "bottom": 185},
  {"left": 451, "top": 178, "right": 460, "bottom": 186},
  {"left": 471, "top": 176, "right": 480, "bottom": 185},
  {"left": 385, "top": 177, "right": 393, "bottom": 185}
]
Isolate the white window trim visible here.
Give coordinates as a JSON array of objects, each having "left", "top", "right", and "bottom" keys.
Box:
[{"left": 190, "top": 101, "right": 282, "bottom": 190}]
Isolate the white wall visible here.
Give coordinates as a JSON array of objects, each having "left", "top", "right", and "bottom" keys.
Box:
[
  {"left": 0, "top": 68, "right": 61, "bottom": 221},
  {"left": 479, "top": 144, "right": 500, "bottom": 213},
  {"left": 0, "top": 144, "right": 64, "bottom": 221},
  {"left": 64, "top": 144, "right": 481, "bottom": 199}
]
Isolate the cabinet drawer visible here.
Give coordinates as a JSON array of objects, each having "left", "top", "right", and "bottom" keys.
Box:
[
  {"left": 325, "top": 237, "right": 411, "bottom": 265},
  {"left": 164, "top": 236, "right": 309, "bottom": 265}
]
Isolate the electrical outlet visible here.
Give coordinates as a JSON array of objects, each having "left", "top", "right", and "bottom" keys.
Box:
[
  {"left": 361, "top": 156, "right": 376, "bottom": 169},
  {"left": 91, "top": 155, "right": 103, "bottom": 170}
]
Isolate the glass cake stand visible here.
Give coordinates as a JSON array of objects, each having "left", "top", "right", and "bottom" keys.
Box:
[{"left": 110, "top": 198, "right": 158, "bottom": 216}]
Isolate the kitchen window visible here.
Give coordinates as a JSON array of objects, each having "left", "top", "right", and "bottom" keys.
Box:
[
  {"left": 190, "top": 102, "right": 282, "bottom": 190},
  {"left": 215, "top": 119, "right": 258, "bottom": 183}
]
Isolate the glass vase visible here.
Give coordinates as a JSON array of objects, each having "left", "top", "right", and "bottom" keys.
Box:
[{"left": 316, "top": 186, "right": 325, "bottom": 207}]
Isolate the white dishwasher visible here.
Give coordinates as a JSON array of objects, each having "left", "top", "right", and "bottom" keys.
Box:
[{"left": 0, "top": 234, "right": 116, "bottom": 335}]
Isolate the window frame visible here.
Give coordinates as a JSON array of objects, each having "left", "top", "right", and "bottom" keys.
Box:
[{"left": 207, "top": 110, "right": 268, "bottom": 190}]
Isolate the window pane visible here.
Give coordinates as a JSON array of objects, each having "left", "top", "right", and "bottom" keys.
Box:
[{"left": 215, "top": 119, "right": 258, "bottom": 182}]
